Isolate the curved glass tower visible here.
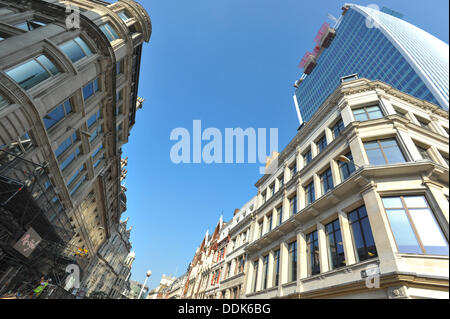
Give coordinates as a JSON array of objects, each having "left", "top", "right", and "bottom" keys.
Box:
[{"left": 294, "top": 4, "right": 449, "bottom": 125}]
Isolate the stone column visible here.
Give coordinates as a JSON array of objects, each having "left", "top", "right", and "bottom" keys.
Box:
[
  {"left": 325, "top": 126, "right": 333, "bottom": 145},
  {"left": 361, "top": 185, "right": 398, "bottom": 273},
  {"left": 395, "top": 126, "right": 422, "bottom": 161},
  {"left": 338, "top": 210, "right": 356, "bottom": 266},
  {"left": 244, "top": 258, "right": 254, "bottom": 295},
  {"left": 330, "top": 159, "right": 341, "bottom": 186},
  {"left": 298, "top": 182, "right": 306, "bottom": 211},
  {"left": 296, "top": 146, "right": 303, "bottom": 171},
  {"left": 424, "top": 180, "right": 449, "bottom": 223},
  {"left": 282, "top": 190, "right": 289, "bottom": 223},
  {"left": 348, "top": 132, "right": 369, "bottom": 167},
  {"left": 317, "top": 222, "right": 329, "bottom": 273},
  {"left": 297, "top": 231, "right": 308, "bottom": 280},
  {"left": 313, "top": 173, "right": 321, "bottom": 200},
  {"left": 339, "top": 101, "right": 353, "bottom": 126},
  {"left": 379, "top": 95, "right": 396, "bottom": 115},
  {"left": 278, "top": 241, "right": 288, "bottom": 295},
  {"left": 255, "top": 257, "right": 264, "bottom": 292}
]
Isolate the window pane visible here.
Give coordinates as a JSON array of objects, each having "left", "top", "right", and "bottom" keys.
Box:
[
  {"left": 383, "top": 145, "right": 405, "bottom": 163},
  {"left": 36, "top": 55, "right": 59, "bottom": 75},
  {"left": 403, "top": 196, "right": 427, "bottom": 208},
  {"left": 59, "top": 40, "right": 86, "bottom": 63},
  {"left": 365, "top": 148, "right": 386, "bottom": 165},
  {"left": 409, "top": 208, "right": 449, "bottom": 255},
  {"left": 7, "top": 59, "right": 50, "bottom": 90},
  {"left": 74, "top": 37, "right": 92, "bottom": 56},
  {"left": 385, "top": 209, "right": 422, "bottom": 254},
  {"left": 382, "top": 197, "right": 403, "bottom": 208}
]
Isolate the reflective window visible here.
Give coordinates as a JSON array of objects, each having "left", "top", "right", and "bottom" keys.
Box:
[
  {"left": 316, "top": 135, "right": 327, "bottom": 153},
  {"left": 331, "top": 118, "right": 345, "bottom": 138},
  {"left": 267, "top": 214, "right": 273, "bottom": 232},
  {"left": 307, "top": 231, "right": 320, "bottom": 276},
  {"left": 290, "top": 163, "right": 297, "bottom": 177},
  {"left": 87, "top": 110, "right": 101, "bottom": 128},
  {"left": 116, "top": 60, "right": 124, "bottom": 74},
  {"left": 277, "top": 206, "right": 283, "bottom": 226},
  {"left": 348, "top": 206, "right": 378, "bottom": 262},
  {"left": 89, "top": 125, "right": 102, "bottom": 142},
  {"left": 93, "top": 154, "right": 104, "bottom": 168},
  {"left": 416, "top": 144, "right": 432, "bottom": 161},
  {"left": 305, "top": 181, "right": 315, "bottom": 205},
  {"left": 83, "top": 79, "right": 99, "bottom": 100},
  {"left": 92, "top": 144, "right": 103, "bottom": 158},
  {"left": 44, "top": 99, "right": 72, "bottom": 129},
  {"left": 382, "top": 196, "right": 448, "bottom": 255},
  {"left": 15, "top": 20, "right": 46, "bottom": 31},
  {"left": 6, "top": 55, "right": 59, "bottom": 90},
  {"left": 66, "top": 164, "right": 85, "bottom": 187},
  {"left": 353, "top": 105, "right": 384, "bottom": 121},
  {"left": 0, "top": 93, "right": 9, "bottom": 110},
  {"left": 59, "top": 37, "right": 92, "bottom": 63},
  {"left": 69, "top": 175, "right": 86, "bottom": 196},
  {"left": 100, "top": 23, "right": 120, "bottom": 42},
  {"left": 252, "top": 260, "right": 258, "bottom": 292},
  {"left": 325, "top": 219, "right": 346, "bottom": 269},
  {"left": 364, "top": 138, "right": 406, "bottom": 165},
  {"left": 118, "top": 11, "right": 130, "bottom": 21},
  {"left": 303, "top": 148, "right": 312, "bottom": 167},
  {"left": 289, "top": 196, "right": 297, "bottom": 216},
  {"left": 338, "top": 151, "right": 356, "bottom": 181},
  {"left": 59, "top": 147, "right": 80, "bottom": 171},
  {"left": 288, "top": 241, "right": 297, "bottom": 282},
  {"left": 261, "top": 255, "right": 269, "bottom": 290},
  {"left": 273, "top": 249, "right": 280, "bottom": 286},
  {"left": 320, "top": 168, "right": 334, "bottom": 194},
  {"left": 55, "top": 132, "right": 78, "bottom": 158}
]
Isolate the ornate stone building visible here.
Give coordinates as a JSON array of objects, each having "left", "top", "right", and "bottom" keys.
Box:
[{"left": 0, "top": 0, "right": 151, "bottom": 296}]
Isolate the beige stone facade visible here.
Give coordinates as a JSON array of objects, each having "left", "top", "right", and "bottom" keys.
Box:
[{"left": 174, "top": 78, "right": 449, "bottom": 299}]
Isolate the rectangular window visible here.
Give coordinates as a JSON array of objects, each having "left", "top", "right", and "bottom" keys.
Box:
[
  {"left": 278, "top": 175, "right": 284, "bottom": 188},
  {"left": 93, "top": 154, "right": 104, "bottom": 168},
  {"left": 89, "top": 125, "right": 102, "bottom": 143},
  {"left": 416, "top": 145, "right": 432, "bottom": 161},
  {"left": 59, "top": 147, "right": 80, "bottom": 172},
  {"left": 116, "top": 60, "right": 124, "bottom": 74},
  {"left": 277, "top": 206, "right": 283, "bottom": 226},
  {"left": 316, "top": 135, "right": 327, "bottom": 153},
  {"left": 273, "top": 249, "right": 280, "bottom": 286},
  {"left": 348, "top": 206, "right": 378, "bottom": 262},
  {"left": 69, "top": 175, "right": 86, "bottom": 196},
  {"left": 6, "top": 55, "right": 59, "bottom": 90},
  {"left": 83, "top": 79, "right": 99, "bottom": 100},
  {"left": 288, "top": 241, "right": 297, "bottom": 282},
  {"left": 320, "top": 168, "right": 334, "bottom": 194},
  {"left": 92, "top": 144, "right": 103, "bottom": 158},
  {"left": 87, "top": 110, "right": 101, "bottom": 128},
  {"left": 325, "top": 219, "right": 346, "bottom": 270},
  {"left": 55, "top": 132, "right": 78, "bottom": 158},
  {"left": 303, "top": 149, "right": 312, "bottom": 166},
  {"left": 239, "top": 256, "right": 245, "bottom": 273},
  {"left": 100, "top": 23, "right": 120, "bottom": 42},
  {"left": 338, "top": 151, "right": 356, "bottom": 181},
  {"left": 305, "top": 181, "right": 315, "bottom": 206},
  {"left": 331, "top": 118, "right": 345, "bottom": 139},
  {"left": 0, "top": 94, "right": 8, "bottom": 110},
  {"left": 290, "top": 163, "right": 297, "bottom": 177},
  {"left": 44, "top": 99, "right": 72, "bottom": 129},
  {"left": 262, "top": 255, "right": 269, "bottom": 290},
  {"left": 66, "top": 164, "right": 85, "bottom": 188},
  {"left": 306, "top": 230, "right": 320, "bottom": 276},
  {"left": 118, "top": 11, "right": 130, "bottom": 21},
  {"left": 364, "top": 138, "right": 406, "bottom": 165},
  {"left": 382, "top": 196, "right": 448, "bottom": 255},
  {"left": 289, "top": 196, "right": 297, "bottom": 216},
  {"left": 352, "top": 105, "right": 383, "bottom": 121},
  {"left": 15, "top": 20, "right": 46, "bottom": 31},
  {"left": 59, "top": 37, "right": 92, "bottom": 63}
]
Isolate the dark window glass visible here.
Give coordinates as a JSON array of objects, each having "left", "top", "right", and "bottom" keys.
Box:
[
  {"left": 364, "top": 138, "right": 406, "bottom": 165},
  {"left": 305, "top": 181, "right": 315, "bottom": 205},
  {"left": 307, "top": 231, "right": 320, "bottom": 276},
  {"left": 317, "top": 135, "right": 327, "bottom": 153},
  {"left": 118, "top": 11, "right": 130, "bottom": 21},
  {"left": 87, "top": 110, "right": 100, "bottom": 128},
  {"left": 289, "top": 196, "right": 297, "bottom": 216},
  {"left": 320, "top": 168, "right": 334, "bottom": 194},
  {"left": 288, "top": 241, "right": 297, "bottom": 282},
  {"left": 290, "top": 164, "right": 297, "bottom": 177},
  {"left": 44, "top": 99, "right": 72, "bottom": 129},
  {"left": 416, "top": 145, "right": 432, "bottom": 160},
  {"left": 338, "top": 151, "right": 356, "bottom": 181},
  {"left": 15, "top": 20, "right": 46, "bottom": 31},
  {"left": 273, "top": 249, "right": 280, "bottom": 286},
  {"left": 303, "top": 149, "right": 312, "bottom": 166},
  {"left": 348, "top": 206, "right": 378, "bottom": 262},
  {"left": 55, "top": 132, "right": 77, "bottom": 158},
  {"left": 382, "top": 196, "right": 448, "bottom": 255},
  {"left": 325, "top": 219, "right": 346, "bottom": 269},
  {"left": 277, "top": 206, "right": 283, "bottom": 225},
  {"left": 267, "top": 214, "right": 273, "bottom": 232},
  {"left": 59, "top": 147, "right": 80, "bottom": 171},
  {"left": 262, "top": 255, "right": 269, "bottom": 290},
  {"left": 331, "top": 118, "right": 345, "bottom": 138},
  {"left": 100, "top": 23, "right": 119, "bottom": 42},
  {"left": 83, "top": 79, "right": 99, "bottom": 100},
  {"left": 252, "top": 261, "right": 258, "bottom": 292}
]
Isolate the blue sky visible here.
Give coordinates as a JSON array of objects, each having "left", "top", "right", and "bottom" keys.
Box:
[{"left": 123, "top": 0, "right": 449, "bottom": 289}]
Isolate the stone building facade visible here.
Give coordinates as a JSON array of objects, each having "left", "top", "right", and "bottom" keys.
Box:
[
  {"left": 0, "top": 0, "right": 151, "bottom": 296},
  {"left": 172, "top": 78, "right": 449, "bottom": 299}
]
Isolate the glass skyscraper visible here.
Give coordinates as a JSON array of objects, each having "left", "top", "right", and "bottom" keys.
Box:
[{"left": 294, "top": 4, "right": 449, "bottom": 125}]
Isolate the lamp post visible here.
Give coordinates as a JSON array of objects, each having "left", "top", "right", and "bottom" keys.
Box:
[
  {"left": 138, "top": 270, "right": 151, "bottom": 299},
  {"left": 337, "top": 155, "right": 362, "bottom": 170}
]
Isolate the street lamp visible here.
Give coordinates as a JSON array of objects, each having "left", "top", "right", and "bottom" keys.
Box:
[
  {"left": 337, "top": 155, "right": 362, "bottom": 169},
  {"left": 138, "top": 270, "right": 151, "bottom": 299}
]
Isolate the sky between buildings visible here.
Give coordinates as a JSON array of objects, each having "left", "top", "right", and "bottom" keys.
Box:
[{"left": 122, "top": 0, "right": 449, "bottom": 289}]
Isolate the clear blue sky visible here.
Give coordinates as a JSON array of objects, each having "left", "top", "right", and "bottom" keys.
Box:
[{"left": 123, "top": 0, "right": 449, "bottom": 289}]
